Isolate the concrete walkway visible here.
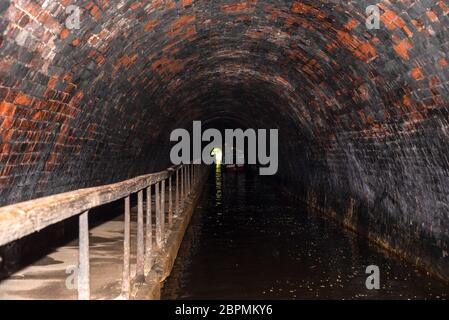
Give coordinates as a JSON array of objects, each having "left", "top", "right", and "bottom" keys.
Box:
[
  {"left": 0, "top": 188, "right": 196, "bottom": 300},
  {"left": 0, "top": 210, "right": 138, "bottom": 300}
]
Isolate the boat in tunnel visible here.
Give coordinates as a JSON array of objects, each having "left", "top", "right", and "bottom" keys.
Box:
[{"left": 0, "top": 0, "right": 448, "bottom": 313}]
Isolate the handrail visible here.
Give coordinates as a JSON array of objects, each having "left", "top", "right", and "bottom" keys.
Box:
[
  {"left": 0, "top": 163, "right": 206, "bottom": 300},
  {"left": 0, "top": 165, "right": 176, "bottom": 247}
]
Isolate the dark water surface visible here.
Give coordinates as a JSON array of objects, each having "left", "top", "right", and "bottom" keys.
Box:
[{"left": 162, "top": 167, "right": 449, "bottom": 299}]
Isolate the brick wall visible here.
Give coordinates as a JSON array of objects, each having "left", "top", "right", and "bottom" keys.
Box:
[{"left": 0, "top": 0, "right": 448, "bottom": 278}]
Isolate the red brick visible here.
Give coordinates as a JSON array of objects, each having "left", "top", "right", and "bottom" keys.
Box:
[
  {"left": 71, "top": 38, "right": 81, "bottom": 46},
  {"left": 0, "top": 102, "right": 16, "bottom": 117},
  {"left": 60, "top": 29, "right": 70, "bottom": 40},
  {"left": 14, "top": 93, "right": 32, "bottom": 106},
  {"left": 426, "top": 10, "right": 439, "bottom": 22},
  {"left": 411, "top": 68, "right": 424, "bottom": 80},
  {"left": 182, "top": 0, "right": 193, "bottom": 7},
  {"left": 144, "top": 19, "right": 159, "bottom": 32},
  {"left": 393, "top": 39, "right": 412, "bottom": 60}
]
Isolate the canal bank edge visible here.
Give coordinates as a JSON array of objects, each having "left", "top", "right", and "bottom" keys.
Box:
[{"left": 133, "top": 169, "right": 210, "bottom": 300}]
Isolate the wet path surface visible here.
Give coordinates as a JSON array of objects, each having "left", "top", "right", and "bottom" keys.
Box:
[{"left": 162, "top": 167, "right": 449, "bottom": 299}]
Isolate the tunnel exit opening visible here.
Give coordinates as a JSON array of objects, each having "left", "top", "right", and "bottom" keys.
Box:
[
  {"left": 211, "top": 147, "right": 223, "bottom": 165},
  {"left": 169, "top": 121, "right": 279, "bottom": 175}
]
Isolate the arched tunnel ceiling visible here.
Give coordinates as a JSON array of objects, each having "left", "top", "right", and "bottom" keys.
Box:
[{"left": 0, "top": 0, "right": 449, "bottom": 209}]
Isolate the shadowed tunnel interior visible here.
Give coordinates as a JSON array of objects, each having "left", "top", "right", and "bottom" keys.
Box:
[{"left": 0, "top": 0, "right": 449, "bottom": 289}]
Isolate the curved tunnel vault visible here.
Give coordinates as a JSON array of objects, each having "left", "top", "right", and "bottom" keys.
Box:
[{"left": 0, "top": 1, "right": 449, "bottom": 279}]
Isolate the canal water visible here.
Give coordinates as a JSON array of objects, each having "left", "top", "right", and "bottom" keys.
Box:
[{"left": 161, "top": 166, "right": 449, "bottom": 299}]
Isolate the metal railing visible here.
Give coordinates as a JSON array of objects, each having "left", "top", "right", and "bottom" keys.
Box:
[{"left": 0, "top": 163, "right": 207, "bottom": 299}]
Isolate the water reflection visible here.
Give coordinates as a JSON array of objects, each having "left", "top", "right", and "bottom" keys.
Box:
[
  {"left": 162, "top": 169, "right": 449, "bottom": 300},
  {"left": 215, "top": 164, "right": 222, "bottom": 207}
]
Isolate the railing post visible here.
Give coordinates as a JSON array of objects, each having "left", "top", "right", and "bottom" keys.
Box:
[
  {"left": 187, "top": 165, "right": 190, "bottom": 195},
  {"left": 185, "top": 166, "right": 187, "bottom": 197},
  {"left": 137, "top": 190, "right": 144, "bottom": 282},
  {"left": 184, "top": 164, "right": 189, "bottom": 196},
  {"left": 184, "top": 165, "right": 188, "bottom": 197},
  {"left": 78, "top": 211, "right": 90, "bottom": 300},
  {"left": 145, "top": 185, "right": 152, "bottom": 271},
  {"left": 175, "top": 169, "right": 179, "bottom": 216},
  {"left": 161, "top": 179, "right": 165, "bottom": 239},
  {"left": 155, "top": 182, "right": 161, "bottom": 247},
  {"left": 180, "top": 165, "right": 184, "bottom": 204},
  {"left": 169, "top": 173, "right": 173, "bottom": 225},
  {"left": 121, "top": 196, "right": 131, "bottom": 299}
]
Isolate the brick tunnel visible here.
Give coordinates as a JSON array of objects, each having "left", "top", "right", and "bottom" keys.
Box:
[{"left": 0, "top": 0, "right": 449, "bottom": 300}]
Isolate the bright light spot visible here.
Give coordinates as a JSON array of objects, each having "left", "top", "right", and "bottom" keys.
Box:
[{"left": 211, "top": 147, "right": 222, "bottom": 164}]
